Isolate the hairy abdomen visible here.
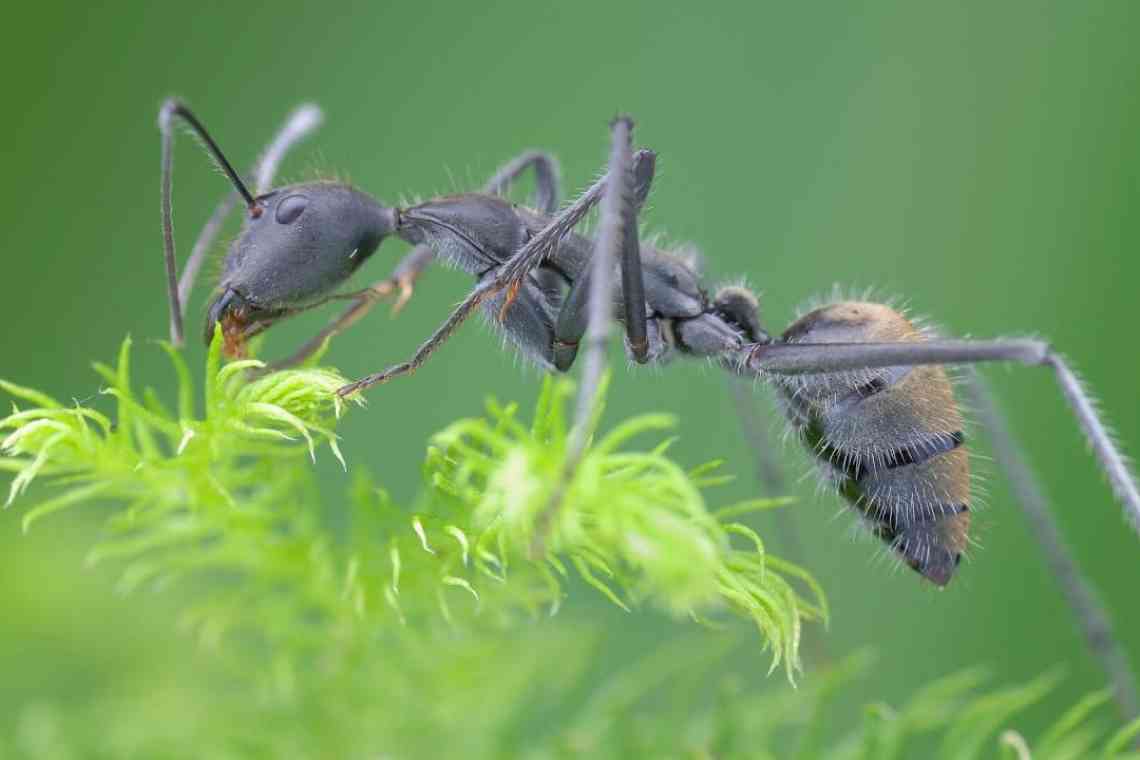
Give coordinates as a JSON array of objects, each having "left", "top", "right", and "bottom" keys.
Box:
[{"left": 773, "top": 302, "right": 970, "bottom": 586}]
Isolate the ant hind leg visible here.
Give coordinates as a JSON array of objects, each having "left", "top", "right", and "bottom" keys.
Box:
[
  {"left": 745, "top": 337, "right": 1140, "bottom": 536},
  {"left": 961, "top": 370, "right": 1139, "bottom": 721}
]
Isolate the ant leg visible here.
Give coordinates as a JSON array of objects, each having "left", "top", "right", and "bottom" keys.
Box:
[
  {"left": 177, "top": 104, "right": 323, "bottom": 315},
  {"left": 252, "top": 104, "right": 323, "bottom": 195},
  {"left": 495, "top": 148, "right": 656, "bottom": 303},
  {"left": 336, "top": 144, "right": 646, "bottom": 396},
  {"left": 551, "top": 147, "right": 655, "bottom": 369},
  {"left": 271, "top": 153, "right": 563, "bottom": 371},
  {"left": 266, "top": 247, "right": 437, "bottom": 372},
  {"left": 177, "top": 196, "right": 238, "bottom": 311},
  {"left": 159, "top": 99, "right": 263, "bottom": 346},
  {"left": 570, "top": 116, "right": 635, "bottom": 424},
  {"left": 530, "top": 117, "right": 636, "bottom": 553},
  {"left": 335, "top": 278, "right": 498, "bottom": 395},
  {"left": 483, "top": 150, "right": 561, "bottom": 214},
  {"left": 744, "top": 339, "right": 1140, "bottom": 538},
  {"left": 962, "top": 371, "right": 1139, "bottom": 721},
  {"left": 729, "top": 378, "right": 787, "bottom": 497}
]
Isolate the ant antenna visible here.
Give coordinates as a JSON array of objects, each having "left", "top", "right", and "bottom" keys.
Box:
[
  {"left": 159, "top": 98, "right": 261, "bottom": 346},
  {"left": 160, "top": 99, "right": 260, "bottom": 211}
]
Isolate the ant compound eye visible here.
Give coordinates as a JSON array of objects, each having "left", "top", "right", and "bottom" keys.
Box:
[{"left": 275, "top": 194, "right": 309, "bottom": 224}]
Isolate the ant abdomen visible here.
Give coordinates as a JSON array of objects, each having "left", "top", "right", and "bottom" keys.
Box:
[{"left": 773, "top": 302, "right": 970, "bottom": 586}]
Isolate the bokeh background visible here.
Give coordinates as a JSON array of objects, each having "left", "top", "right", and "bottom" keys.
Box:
[{"left": 2, "top": 0, "right": 1138, "bottom": 751}]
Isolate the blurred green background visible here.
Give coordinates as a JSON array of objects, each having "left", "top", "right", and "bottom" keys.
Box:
[{"left": 2, "top": 0, "right": 1138, "bottom": 751}]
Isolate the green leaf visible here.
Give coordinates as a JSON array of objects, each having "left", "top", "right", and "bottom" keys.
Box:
[
  {"left": 22, "top": 482, "right": 113, "bottom": 532},
  {"left": 0, "top": 378, "right": 62, "bottom": 409},
  {"left": 1037, "top": 689, "right": 1112, "bottom": 753},
  {"left": 1104, "top": 715, "right": 1140, "bottom": 757},
  {"left": 938, "top": 671, "right": 1061, "bottom": 760}
]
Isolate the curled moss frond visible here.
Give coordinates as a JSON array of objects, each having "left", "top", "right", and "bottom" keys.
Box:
[
  {"left": 1, "top": 336, "right": 1134, "bottom": 758},
  {"left": 428, "top": 375, "right": 825, "bottom": 678},
  {"left": 1, "top": 336, "right": 821, "bottom": 676},
  {"left": 2, "top": 334, "right": 356, "bottom": 523}
]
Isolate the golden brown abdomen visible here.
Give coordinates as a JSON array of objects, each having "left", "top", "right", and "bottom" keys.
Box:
[{"left": 772, "top": 302, "right": 970, "bottom": 586}]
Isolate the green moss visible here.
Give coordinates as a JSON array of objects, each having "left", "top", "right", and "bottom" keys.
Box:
[{"left": 1, "top": 336, "right": 1132, "bottom": 758}]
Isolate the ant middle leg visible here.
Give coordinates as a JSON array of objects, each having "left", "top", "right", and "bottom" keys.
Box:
[
  {"left": 159, "top": 99, "right": 276, "bottom": 346},
  {"left": 483, "top": 150, "right": 562, "bottom": 214},
  {"left": 551, "top": 146, "right": 655, "bottom": 370}
]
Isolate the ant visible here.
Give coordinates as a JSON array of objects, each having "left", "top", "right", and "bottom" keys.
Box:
[{"left": 158, "top": 99, "right": 1139, "bottom": 590}]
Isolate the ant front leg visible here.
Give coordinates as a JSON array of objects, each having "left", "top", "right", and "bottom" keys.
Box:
[
  {"left": 157, "top": 100, "right": 324, "bottom": 347},
  {"left": 159, "top": 99, "right": 267, "bottom": 346}
]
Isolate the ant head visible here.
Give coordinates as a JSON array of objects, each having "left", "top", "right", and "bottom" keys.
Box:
[{"left": 205, "top": 182, "right": 396, "bottom": 355}]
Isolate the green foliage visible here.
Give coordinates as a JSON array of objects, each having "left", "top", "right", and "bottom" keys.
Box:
[
  {"left": 0, "top": 334, "right": 815, "bottom": 753},
  {"left": 523, "top": 649, "right": 1140, "bottom": 759},
  {"left": 1, "top": 332, "right": 819, "bottom": 662},
  {"left": 2, "top": 626, "right": 1135, "bottom": 758},
  {"left": 429, "top": 377, "right": 825, "bottom": 675},
  {"left": 1, "top": 336, "right": 1133, "bottom": 758}
]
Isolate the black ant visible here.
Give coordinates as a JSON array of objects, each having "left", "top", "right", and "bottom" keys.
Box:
[{"left": 158, "top": 99, "right": 1139, "bottom": 588}]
